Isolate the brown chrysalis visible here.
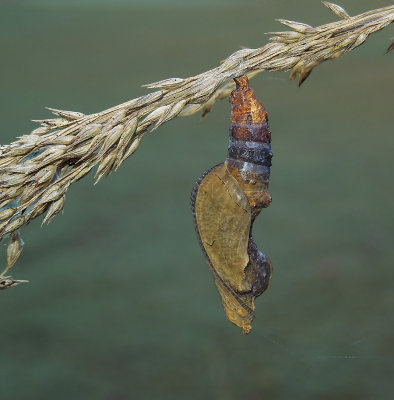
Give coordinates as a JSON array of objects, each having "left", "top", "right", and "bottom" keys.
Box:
[{"left": 191, "top": 75, "right": 273, "bottom": 333}]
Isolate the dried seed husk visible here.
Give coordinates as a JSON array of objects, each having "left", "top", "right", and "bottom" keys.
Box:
[
  {"left": 95, "top": 151, "right": 116, "bottom": 181},
  {"left": 29, "top": 165, "right": 58, "bottom": 185},
  {"left": 0, "top": 207, "right": 17, "bottom": 222},
  {"left": 6, "top": 232, "right": 23, "bottom": 271},
  {"left": 38, "top": 184, "right": 64, "bottom": 204},
  {"left": 96, "top": 125, "right": 125, "bottom": 158},
  {"left": 42, "top": 196, "right": 65, "bottom": 225},
  {"left": 1, "top": 216, "right": 26, "bottom": 236},
  {"left": 322, "top": 2, "right": 350, "bottom": 19},
  {"left": 121, "top": 136, "right": 141, "bottom": 161},
  {"left": 46, "top": 107, "right": 85, "bottom": 120},
  {"left": 276, "top": 19, "right": 314, "bottom": 34}
]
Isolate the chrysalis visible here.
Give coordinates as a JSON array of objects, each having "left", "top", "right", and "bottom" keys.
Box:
[{"left": 191, "top": 75, "right": 273, "bottom": 333}]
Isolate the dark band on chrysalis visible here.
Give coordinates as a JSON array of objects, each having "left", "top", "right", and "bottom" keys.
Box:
[
  {"left": 228, "top": 120, "right": 273, "bottom": 169},
  {"left": 228, "top": 139, "right": 272, "bottom": 167}
]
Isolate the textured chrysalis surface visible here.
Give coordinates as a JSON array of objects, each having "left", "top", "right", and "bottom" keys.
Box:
[{"left": 191, "top": 75, "right": 273, "bottom": 333}]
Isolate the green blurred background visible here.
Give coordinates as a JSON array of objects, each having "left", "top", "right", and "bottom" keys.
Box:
[{"left": 0, "top": 1, "right": 393, "bottom": 399}]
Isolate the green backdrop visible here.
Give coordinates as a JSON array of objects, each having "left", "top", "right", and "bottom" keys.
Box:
[{"left": 1, "top": 1, "right": 393, "bottom": 399}]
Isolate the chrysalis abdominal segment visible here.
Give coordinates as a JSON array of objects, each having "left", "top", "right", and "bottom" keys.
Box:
[{"left": 191, "top": 75, "right": 273, "bottom": 334}]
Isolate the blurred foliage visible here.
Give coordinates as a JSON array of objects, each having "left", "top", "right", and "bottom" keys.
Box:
[{"left": 0, "top": 1, "right": 393, "bottom": 399}]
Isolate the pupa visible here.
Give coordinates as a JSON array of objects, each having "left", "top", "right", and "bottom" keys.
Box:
[{"left": 191, "top": 75, "right": 273, "bottom": 333}]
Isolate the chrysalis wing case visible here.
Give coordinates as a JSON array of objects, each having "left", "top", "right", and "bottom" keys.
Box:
[{"left": 191, "top": 75, "right": 273, "bottom": 334}]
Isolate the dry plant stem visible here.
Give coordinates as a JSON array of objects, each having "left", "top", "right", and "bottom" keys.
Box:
[{"left": 0, "top": 2, "right": 393, "bottom": 281}]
